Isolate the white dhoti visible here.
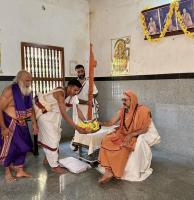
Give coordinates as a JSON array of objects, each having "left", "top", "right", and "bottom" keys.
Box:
[
  {"left": 34, "top": 88, "right": 79, "bottom": 168},
  {"left": 77, "top": 78, "right": 99, "bottom": 120},
  {"left": 38, "top": 112, "right": 62, "bottom": 167},
  {"left": 122, "top": 120, "right": 160, "bottom": 181},
  {"left": 43, "top": 148, "right": 59, "bottom": 168}
]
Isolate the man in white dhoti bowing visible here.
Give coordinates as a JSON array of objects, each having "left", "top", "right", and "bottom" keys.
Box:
[
  {"left": 34, "top": 78, "right": 87, "bottom": 174},
  {"left": 75, "top": 64, "right": 99, "bottom": 119}
]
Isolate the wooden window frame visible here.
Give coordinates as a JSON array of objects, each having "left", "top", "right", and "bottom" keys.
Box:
[{"left": 21, "top": 42, "right": 65, "bottom": 96}]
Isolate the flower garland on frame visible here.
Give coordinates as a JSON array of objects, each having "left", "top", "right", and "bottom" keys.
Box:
[
  {"left": 140, "top": 0, "right": 194, "bottom": 42},
  {"left": 175, "top": 1, "right": 194, "bottom": 39},
  {"left": 140, "top": 1, "right": 176, "bottom": 42}
]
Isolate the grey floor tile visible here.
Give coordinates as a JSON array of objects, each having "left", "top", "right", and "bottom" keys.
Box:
[{"left": 0, "top": 142, "right": 194, "bottom": 200}]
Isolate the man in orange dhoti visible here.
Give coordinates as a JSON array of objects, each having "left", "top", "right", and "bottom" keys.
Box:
[{"left": 98, "top": 90, "right": 151, "bottom": 184}]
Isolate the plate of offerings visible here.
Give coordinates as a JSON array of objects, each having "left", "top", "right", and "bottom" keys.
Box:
[{"left": 77, "top": 120, "right": 101, "bottom": 134}]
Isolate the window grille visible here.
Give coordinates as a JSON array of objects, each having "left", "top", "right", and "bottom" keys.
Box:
[{"left": 21, "top": 42, "right": 65, "bottom": 96}]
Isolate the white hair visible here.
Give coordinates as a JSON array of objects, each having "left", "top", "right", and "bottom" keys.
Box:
[
  {"left": 12, "top": 70, "right": 32, "bottom": 95},
  {"left": 13, "top": 70, "right": 31, "bottom": 83}
]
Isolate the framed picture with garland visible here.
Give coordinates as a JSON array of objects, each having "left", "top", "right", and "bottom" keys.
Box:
[
  {"left": 159, "top": 5, "right": 178, "bottom": 32},
  {"left": 141, "top": 0, "right": 194, "bottom": 39},
  {"left": 143, "top": 8, "right": 161, "bottom": 35},
  {"left": 179, "top": 0, "right": 194, "bottom": 28}
]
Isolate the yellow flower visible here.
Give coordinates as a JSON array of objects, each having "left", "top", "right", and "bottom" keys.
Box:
[
  {"left": 77, "top": 120, "right": 100, "bottom": 132},
  {"left": 139, "top": 0, "right": 194, "bottom": 42},
  {"left": 175, "top": 1, "right": 194, "bottom": 39},
  {"left": 143, "top": 6, "right": 152, "bottom": 11}
]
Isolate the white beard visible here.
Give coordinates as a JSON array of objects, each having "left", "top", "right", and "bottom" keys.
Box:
[{"left": 18, "top": 82, "right": 32, "bottom": 96}]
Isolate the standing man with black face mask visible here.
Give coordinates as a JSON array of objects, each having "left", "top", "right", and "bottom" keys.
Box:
[{"left": 75, "top": 64, "right": 99, "bottom": 120}]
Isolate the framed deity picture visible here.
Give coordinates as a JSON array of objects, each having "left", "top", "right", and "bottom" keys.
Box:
[
  {"left": 159, "top": 5, "right": 178, "bottom": 32},
  {"left": 144, "top": 9, "right": 161, "bottom": 35},
  {"left": 141, "top": 0, "right": 194, "bottom": 38},
  {"left": 179, "top": 0, "right": 194, "bottom": 28},
  {"left": 111, "top": 36, "right": 131, "bottom": 76}
]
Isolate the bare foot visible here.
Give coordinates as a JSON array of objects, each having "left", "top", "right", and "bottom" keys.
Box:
[
  {"left": 10, "top": 165, "right": 16, "bottom": 174},
  {"left": 98, "top": 170, "right": 114, "bottom": 184},
  {"left": 16, "top": 168, "right": 32, "bottom": 178},
  {"left": 5, "top": 173, "right": 17, "bottom": 183},
  {"left": 5, "top": 175, "right": 17, "bottom": 183},
  {"left": 43, "top": 156, "right": 49, "bottom": 165},
  {"left": 5, "top": 168, "right": 17, "bottom": 183},
  {"left": 51, "top": 166, "right": 67, "bottom": 174},
  {"left": 98, "top": 174, "right": 113, "bottom": 184}
]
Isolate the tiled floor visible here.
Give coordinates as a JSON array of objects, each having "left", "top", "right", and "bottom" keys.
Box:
[{"left": 0, "top": 142, "right": 194, "bottom": 200}]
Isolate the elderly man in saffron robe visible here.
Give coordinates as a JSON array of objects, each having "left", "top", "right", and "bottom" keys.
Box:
[
  {"left": 98, "top": 90, "right": 151, "bottom": 184},
  {"left": 0, "top": 70, "right": 38, "bottom": 182}
]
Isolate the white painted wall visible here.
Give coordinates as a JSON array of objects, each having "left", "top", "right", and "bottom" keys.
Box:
[
  {"left": 0, "top": 0, "right": 89, "bottom": 76},
  {"left": 89, "top": 0, "right": 194, "bottom": 76}
]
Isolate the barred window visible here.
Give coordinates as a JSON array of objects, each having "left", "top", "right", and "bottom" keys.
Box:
[{"left": 21, "top": 42, "right": 65, "bottom": 96}]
